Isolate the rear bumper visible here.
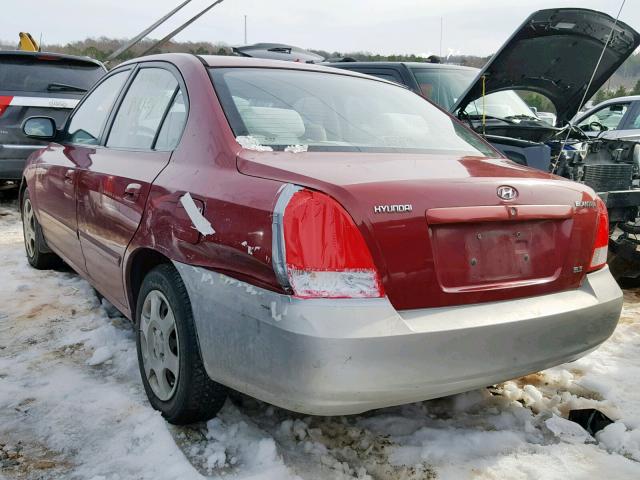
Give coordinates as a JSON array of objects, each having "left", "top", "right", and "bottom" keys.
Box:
[{"left": 175, "top": 262, "right": 623, "bottom": 415}]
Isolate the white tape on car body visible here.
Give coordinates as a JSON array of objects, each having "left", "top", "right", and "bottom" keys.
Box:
[{"left": 180, "top": 192, "right": 215, "bottom": 236}]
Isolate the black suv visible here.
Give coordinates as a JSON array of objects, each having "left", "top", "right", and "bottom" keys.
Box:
[{"left": 0, "top": 51, "right": 106, "bottom": 185}]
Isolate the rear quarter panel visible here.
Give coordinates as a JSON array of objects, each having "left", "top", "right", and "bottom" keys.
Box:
[{"left": 123, "top": 55, "right": 284, "bottom": 317}]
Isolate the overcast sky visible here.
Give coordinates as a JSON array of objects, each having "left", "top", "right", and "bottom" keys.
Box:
[{"left": 2, "top": 0, "right": 638, "bottom": 57}]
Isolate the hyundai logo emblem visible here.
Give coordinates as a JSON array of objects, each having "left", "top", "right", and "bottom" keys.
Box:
[{"left": 497, "top": 185, "right": 518, "bottom": 201}]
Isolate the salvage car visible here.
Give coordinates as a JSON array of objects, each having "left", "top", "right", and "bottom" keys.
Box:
[
  {"left": 0, "top": 51, "right": 106, "bottom": 187},
  {"left": 20, "top": 54, "right": 622, "bottom": 424}
]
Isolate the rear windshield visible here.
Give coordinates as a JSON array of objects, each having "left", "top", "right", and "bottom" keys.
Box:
[
  {"left": 0, "top": 56, "right": 104, "bottom": 93},
  {"left": 210, "top": 68, "right": 498, "bottom": 156}
]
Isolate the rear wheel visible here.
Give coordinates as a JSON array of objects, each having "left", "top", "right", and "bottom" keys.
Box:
[
  {"left": 136, "top": 263, "right": 227, "bottom": 424},
  {"left": 21, "top": 189, "right": 61, "bottom": 269}
]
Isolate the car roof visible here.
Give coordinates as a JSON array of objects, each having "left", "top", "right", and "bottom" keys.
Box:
[
  {"left": 325, "top": 61, "right": 479, "bottom": 71},
  {"left": 198, "top": 55, "right": 406, "bottom": 83},
  {"left": 588, "top": 95, "right": 640, "bottom": 105},
  {"left": 0, "top": 50, "right": 105, "bottom": 69},
  {"left": 118, "top": 53, "right": 411, "bottom": 90},
  {"left": 234, "top": 43, "right": 310, "bottom": 54},
  {"left": 575, "top": 95, "right": 640, "bottom": 121}
]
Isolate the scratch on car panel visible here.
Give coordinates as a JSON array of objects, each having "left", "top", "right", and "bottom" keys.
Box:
[
  {"left": 241, "top": 240, "right": 261, "bottom": 255},
  {"left": 269, "top": 301, "right": 288, "bottom": 321},
  {"left": 180, "top": 192, "right": 215, "bottom": 236}
]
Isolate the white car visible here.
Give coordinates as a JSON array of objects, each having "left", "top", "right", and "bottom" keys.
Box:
[{"left": 573, "top": 95, "right": 640, "bottom": 139}]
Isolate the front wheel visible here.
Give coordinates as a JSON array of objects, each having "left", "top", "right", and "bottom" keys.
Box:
[
  {"left": 21, "top": 189, "right": 61, "bottom": 269},
  {"left": 136, "top": 263, "right": 228, "bottom": 424}
]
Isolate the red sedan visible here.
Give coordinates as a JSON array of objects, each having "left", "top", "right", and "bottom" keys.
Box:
[{"left": 19, "top": 54, "right": 622, "bottom": 424}]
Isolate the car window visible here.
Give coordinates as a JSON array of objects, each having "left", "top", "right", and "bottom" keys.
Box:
[
  {"left": 107, "top": 68, "right": 179, "bottom": 150},
  {"left": 66, "top": 71, "right": 129, "bottom": 145},
  {"left": 348, "top": 69, "right": 404, "bottom": 86},
  {"left": 211, "top": 68, "right": 498, "bottom": 157},
  {"left": 408, "top": 67, "right": 537, "bottom": 121},
  {"left": 0, "top": 55, "right": 104, "bottom": 93},
  {"left": 367, "top": 72, "right": 402, "bottom": 84},
  {"left": 579, "top": 103, "right": 628, "bottom": 131},
  {"left": 154, "top": 90, "right": 187, "bottom": 150},
  {"left": 627, "top": 105, "right": 640, "bottom": 129}
]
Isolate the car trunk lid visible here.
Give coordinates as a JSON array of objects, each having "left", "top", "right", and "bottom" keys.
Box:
[{"left": 238, "top": 151, "right": 600, "bottom": 310}]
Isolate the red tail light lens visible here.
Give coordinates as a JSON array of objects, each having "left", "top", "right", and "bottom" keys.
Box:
[
  {"left": 589, "top": 197, "right": 609, "bottom": 272},
  {"left": 0, "top": 96, "right": 13, "bottom": 117},
  {"left": 283, "top": 189, "right": 384, "bottom": 298}
]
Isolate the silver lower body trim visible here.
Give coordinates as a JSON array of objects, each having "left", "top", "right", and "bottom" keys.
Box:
[
  {"left": 0, "top": 144, "right": 42, "bottom": 150},
  {"left": 174, "top": 262, "right": 623, "bottom": 415}
]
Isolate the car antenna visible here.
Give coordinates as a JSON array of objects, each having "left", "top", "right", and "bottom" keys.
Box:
[
  {"left": 105, "top": 0, "right": 193, "bottom": 64},
  {"left": 481, "top": 75, "right": 487, "bottom": 136},
  {"left": 551, "top": 0, "right": 627, "bottom": 174},
  {"left": 138, "top": 0, "right": 225, "bottom": 58}
]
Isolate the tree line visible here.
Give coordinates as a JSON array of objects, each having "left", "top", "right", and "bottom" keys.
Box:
[{"left": 2, "top": 36, "right": 639, "bottom": 108}]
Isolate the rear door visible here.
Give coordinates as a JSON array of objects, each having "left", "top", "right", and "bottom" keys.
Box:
[
  {"left": 75, "top": 63, "right": 187, "bottom": 308},
  {"left": 34, "top": 70, "right": 129, "bottom": 272},
  {"left": 0, "top": 53, "right": 104, "bottom": 180}
]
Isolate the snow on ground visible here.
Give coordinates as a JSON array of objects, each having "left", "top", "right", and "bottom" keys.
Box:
[{"left": 1, "top": 194, "right": 640, "bottom": 480}]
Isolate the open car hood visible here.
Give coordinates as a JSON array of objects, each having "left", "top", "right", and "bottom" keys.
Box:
[{"left": 451, "top": 8, "right": 640, "bottom": 124}]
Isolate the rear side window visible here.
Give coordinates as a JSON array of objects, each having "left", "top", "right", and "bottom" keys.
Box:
[
  {"left": 67, "top": 71, "right": 129, "bottom": 145},
  {"left": 0, "top": 55, "right": 104, "bottom": 93},
  {"left": 154, "top": 90, "right": 187, "bottom": 150},
  {"left": 107, "top": 68, "right": 179, "bottom": 150}
]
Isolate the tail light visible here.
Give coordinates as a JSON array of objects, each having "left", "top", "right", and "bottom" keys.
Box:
[
  {"left": 0, "top": 96, "right": 13, "bottom": 118},
  {"left": 589, "top": 197, "right": 609, "bottom": 272},
  {"left": 275, "top": 187, "right": 384, "bottom": 298}
]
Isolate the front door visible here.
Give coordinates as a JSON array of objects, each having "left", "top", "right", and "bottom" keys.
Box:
[
  {"left": 35, "top": 71, "right": 130, "bottom": 272},
  {"left": 75, "top": 65, "right": 185, "bottom": 309}
]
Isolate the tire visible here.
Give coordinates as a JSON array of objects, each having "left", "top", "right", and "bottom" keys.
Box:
[
  {"left": 21, "top": 189, "right": 61, "bottom": 269},
  {"left": 135, "top": 263, "right": 228, "bottom": 424}
]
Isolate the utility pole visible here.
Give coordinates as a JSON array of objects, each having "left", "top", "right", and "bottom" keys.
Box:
[
  {"left": 439, "top": 17, "right": 443, "bottom": 58},
  {"left": 244, "top": 15, "right": 248, "bottom": 44}
]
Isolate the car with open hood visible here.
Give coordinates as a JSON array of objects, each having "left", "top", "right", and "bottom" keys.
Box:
[
  {"left": 330, "top": 8, "right": 640, "bottom": 171},
  {"left": 19, "top": 53, "right": 622, "bottom": 424}
]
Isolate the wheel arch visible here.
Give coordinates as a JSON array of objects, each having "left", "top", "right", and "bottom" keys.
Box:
[
  {"left": 19, "top": 177, "right": 28, "bottom": 209},
  {"left": 126, "top": 247, "right": 173, "bottom": 321}
]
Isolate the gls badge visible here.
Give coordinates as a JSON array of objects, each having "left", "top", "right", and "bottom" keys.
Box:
[{"left": 373, "top": 204, "right": 413, "bottom": 214}]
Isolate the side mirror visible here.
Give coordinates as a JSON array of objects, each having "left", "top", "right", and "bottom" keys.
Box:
[
  {"left": 22, "top": 116, "right": 57, "bottom": 140},
  {"left": 530, "top": 106, "right": 538, "bottom": 114}
]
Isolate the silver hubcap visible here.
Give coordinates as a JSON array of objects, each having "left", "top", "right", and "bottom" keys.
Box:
[
  {"left": 22, "top": 199, "right": 36, "bottom": 258},
  {"left": 140, "top": 290, "right": 180, "bottom": 401}
]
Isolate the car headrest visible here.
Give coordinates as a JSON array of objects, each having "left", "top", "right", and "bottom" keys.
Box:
[{"left": 243, "top": 106, "right": 306, "bottom": 141}]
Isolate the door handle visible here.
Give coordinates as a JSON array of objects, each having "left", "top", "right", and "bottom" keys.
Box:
[
  {"left": 123, "top": 183, "right": 142, "bottom": 201},
  {"left": 64, "top": 169, "right": 75, "bottom": 183}
]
